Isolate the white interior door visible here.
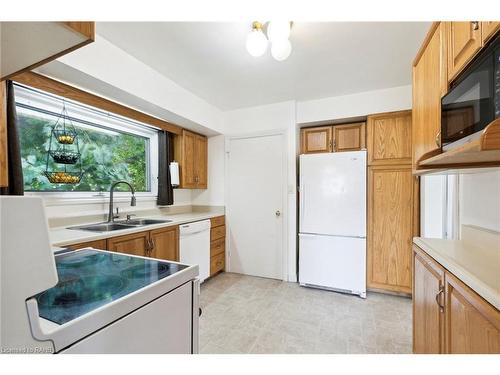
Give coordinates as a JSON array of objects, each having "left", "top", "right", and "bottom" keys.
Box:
[{"left": 227, "top": 134, "right": 284, "bottom": 280}]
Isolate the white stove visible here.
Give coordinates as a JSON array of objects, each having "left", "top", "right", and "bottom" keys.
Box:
[{"left": 0, "top": 197, "right": 200, "bottom": 354}]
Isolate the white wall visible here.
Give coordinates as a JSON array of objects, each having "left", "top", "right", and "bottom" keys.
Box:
[
  {"left": 459, "top": 170, "right": 500, "bottom": 233},
  {"left": 296, "top": 85, "right": 412, "bottom": 124}
]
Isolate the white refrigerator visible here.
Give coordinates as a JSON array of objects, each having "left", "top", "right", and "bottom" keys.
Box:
[{"left": 299, "top": 151, "right": 367, "bottom": 298}]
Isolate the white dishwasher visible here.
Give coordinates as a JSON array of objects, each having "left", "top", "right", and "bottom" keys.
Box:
[{"left": 179, "top": 220, "right": 211, "bottom": 282}]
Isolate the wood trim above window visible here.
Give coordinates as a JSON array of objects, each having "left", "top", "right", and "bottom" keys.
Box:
[{"left": 11, "top": 72, "right": 182, "bottom": 135}]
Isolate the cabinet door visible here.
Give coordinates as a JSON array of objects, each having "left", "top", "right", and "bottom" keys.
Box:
[
  {"left": 412, "top": 23, "right": 446, "bottom": 169},
  {"left": 447, "top": 21, "right": 482, "bottom": 81},
  {"left": 413, "top": 246, "right": 445, "bottom": 354},
  {"left": 481, "top": 22, "right": 500, "bottom": 44},
  {"left": 181, "top": 130, "right": 197, "bottom": 188},
  {"left": 445, "top": 272, "right": 500, "bottom": 354},
  {"left": 332, "top": 122, "right": 365, "bottom": 152},
  {"left": 300, "top": 126, "right": 332, "bottom": 154},
  {"left": 0, "top": 81, "right": 7, "bottom": 187},
  {"left": 107, "top": 231, "right": 149, "bottom": 257},
  {"left": 150, "top": 226, "right": 179, "bottom": 262},
  {"left": 194, "top": 134, "right": 207, "bottom": 188},
  {"left": 367, "top": 111, "right": 411, "bottom": 165},
  {"left": 367, "top": 166, "right": 414, "bottom": 293},
  {"left": 67, "top": 239, "right": 107, "bottom": 251}
]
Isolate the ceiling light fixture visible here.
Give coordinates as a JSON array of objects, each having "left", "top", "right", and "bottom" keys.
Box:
[
  {"left": 246, "top": 21, "right": 293, "bottom": 61},
  {"left": 245, "top": 21, "right": 268, "bottom": 57}
]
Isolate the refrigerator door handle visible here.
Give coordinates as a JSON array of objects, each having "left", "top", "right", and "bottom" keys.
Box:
[{"left": 300, "top": 182, "right": 305, "bottom": 228}]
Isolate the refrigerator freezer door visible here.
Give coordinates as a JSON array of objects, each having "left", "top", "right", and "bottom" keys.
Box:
[
  {"left": 299, "top": 233, "right": 366, "bottom": 297},
  {"left": 299, "top": 151, "right": 366, "bottom": 237}
]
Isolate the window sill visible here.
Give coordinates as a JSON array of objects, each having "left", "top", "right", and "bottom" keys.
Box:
[{"left": 25, "top": 192, "right": 157, "bottom": 207}]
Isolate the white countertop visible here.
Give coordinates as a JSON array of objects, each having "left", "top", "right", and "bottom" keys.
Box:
[
  {"left": 413, "top": 236, "right": 500, "bottom": 310},
  {"left": 50, "top": 211, "right": 223, "bottom": 247}
]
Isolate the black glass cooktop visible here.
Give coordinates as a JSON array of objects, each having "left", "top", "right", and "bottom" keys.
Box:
[{"left": 34, "top": 249, "right": 188, "bottom": 325}]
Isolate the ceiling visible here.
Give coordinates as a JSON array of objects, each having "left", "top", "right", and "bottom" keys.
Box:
[{"left": 97, "top": 22, "right": 430, "bottom": 111}]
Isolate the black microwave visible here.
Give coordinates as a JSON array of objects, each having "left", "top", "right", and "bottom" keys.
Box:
[{"left": 441, "top": 35, "right": 500, "bottom": 150}]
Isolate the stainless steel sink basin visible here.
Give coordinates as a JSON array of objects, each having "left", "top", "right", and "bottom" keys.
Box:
[
  {"left": 118, "top": 219, "right": 172, "bottom": 226},
  {"left": 68, "top": 222, "right": 135, "bottom": 232},
  {"left": 68, "top": 218, "right": 173, "bottom": 232}
]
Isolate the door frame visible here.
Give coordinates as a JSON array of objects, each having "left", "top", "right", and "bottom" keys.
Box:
[{"left": 224, "top": 130, "right": 289, "bottom": 281}]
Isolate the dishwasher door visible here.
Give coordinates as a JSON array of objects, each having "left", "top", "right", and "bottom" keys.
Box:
[{"left": 179, "top": 220, "right": 211, "bottom": 282}]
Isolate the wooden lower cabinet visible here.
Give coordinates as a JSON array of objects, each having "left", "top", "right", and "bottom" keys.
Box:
[
  {"left": 210, "top": 252, "right": 225, "bottom": 275},
  {"left": 445, "top": 272, "right": 500, "bottom": 353},
  {"left": 107, "top": 231, "right": 150, "bottom": 257},
  {"left": 413, "top": 246, "right": 445, "bottom": 353},
  {"left": 209, "top": 215, "right": 226, "bottom": 276},
  {"left": 413, "top": 244, "right": 500, "bottom": 354},
  {"left": 150, "top": 226, "right": 179, "bottom": 262},
  {"left": 367, "top": 165, "right": 414, "bottom": 293},
  {"left": 67, "top": 239, "right": 107, "bottom": 251}
]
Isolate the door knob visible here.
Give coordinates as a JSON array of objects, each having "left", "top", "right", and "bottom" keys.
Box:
[{"left": 275, "top": 210, "right": 281, "bottom": 217}]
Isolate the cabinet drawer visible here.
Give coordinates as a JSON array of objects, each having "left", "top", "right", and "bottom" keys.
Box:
[
  {"left": 210, "top": 225, "right": 225, "bottom": 241},
  {"left": 210, "top": 253, "right": 225, "bottom": 275},
  {"left": 67, "top": 239, "right": 107, "bottom": 250},
  {"left": 210, "top": 215, "right": 225, "bottom": 228},
  {"left": 210, "top": 238, "right": 225, "bottom": 257}
]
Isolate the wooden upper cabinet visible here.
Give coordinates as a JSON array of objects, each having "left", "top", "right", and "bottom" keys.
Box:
[
  {"left": 445, "top": 272, "right": 500, "bottom": 354},
  {"left": 412, "top": 22, "right": 447, "bottom": 169},
  {"left": 367, "top": 165, "right": 414, "bottom": 294},
  {"left": 481, "top": 22, "right": 500, "bottom": 44},
  {"left": 0, "top": 81, "right": 7, "bottom": 188},
  {"left": 194, "top": 134, "right": 208, "bottom": 189},
  {"left": 300, "top": 123, "right": 366, "bottom": 154},
  {"left": 332, "top": 122, "right": 366, "bottom": 152},
  {"left": 413, "top": 246, "right": 445, "bottom": 354},
  {"left": 446, "top": 21, "right": 482, "bottom": 82},
  {"left": 300, "top": 126, "right": 332, "bottom": 154},
  {"left": 174, "top": 129, "right": 208, "bottom": 189},
  {"left": 367, "top": 111, "right": 411, "bottom": 166},
  {"left": 150, "top": 226, "right": 179, "bottom": 262},
  {"left": 0, "top": 22, "right": 95, "bottom": 81},
  {"left": 107, "top": 231, "right": 150, "bottom": 257}
]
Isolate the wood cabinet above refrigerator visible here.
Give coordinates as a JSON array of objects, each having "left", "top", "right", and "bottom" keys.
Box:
[
  {"left": 0, "top": 22, "right": 95, "bottom": 81},
  {"left": 300, "top": 122, "right": 366, "bottom": 154}
]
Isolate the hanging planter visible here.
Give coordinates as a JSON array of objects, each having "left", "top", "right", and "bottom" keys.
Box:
[{"left": 44, "top": 102, "right": 83, "bottom": 185}]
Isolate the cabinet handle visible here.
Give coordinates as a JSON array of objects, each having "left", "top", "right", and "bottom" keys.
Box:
[
  {"left": 471, "top": 21, "right": 479, "bottom": 30},
  {"left": 435, "top": 131, "right": 441, "bottom": 148},
  {"left": 329, "top": 139, "right": 333, "bottom": 151},
  {"left": 435, "top": 286, "right": 445, "bottom": 313},
  {"left": 333, "top": 139, "right": 337, "bottom": 151}
]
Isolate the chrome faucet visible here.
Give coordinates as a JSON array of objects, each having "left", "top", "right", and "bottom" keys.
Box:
[{"left": 108, "top": 181, "right": 136, "bottom": 222}]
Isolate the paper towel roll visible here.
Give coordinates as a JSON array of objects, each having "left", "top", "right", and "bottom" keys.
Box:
[{"left": 169, "top": 161, "right": 179, "bottom": 187}]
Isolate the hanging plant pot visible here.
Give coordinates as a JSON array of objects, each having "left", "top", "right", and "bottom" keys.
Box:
[
  {"left": 44, "top": 171, "right": 82, "bottom": 184},
  {"left": 49, "top": 150, "right": 80, "bottom": 165}
]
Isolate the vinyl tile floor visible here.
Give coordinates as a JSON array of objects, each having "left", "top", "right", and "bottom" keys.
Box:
[{"left": 199, "top": 272, "right": 412, "bottom": 354}]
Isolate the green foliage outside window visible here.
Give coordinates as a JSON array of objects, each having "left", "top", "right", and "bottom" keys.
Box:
[{"left": 18, "top": 110, "right": 149, "bottom": 192}]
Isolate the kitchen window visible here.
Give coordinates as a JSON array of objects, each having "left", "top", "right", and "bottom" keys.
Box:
[{"left": 14, "top": 84, "right": 158, "bottom": 196}]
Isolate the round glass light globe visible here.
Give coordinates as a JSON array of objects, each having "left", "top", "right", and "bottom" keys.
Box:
[
  {"left": 246, "top": 29, "right": 268, "bottom": 57},
  {"left": 271, "top": 39, "right": 292, "bottom": 61},
  {"left": 267, "top": 21, "right": 291, "bottom": 42}
]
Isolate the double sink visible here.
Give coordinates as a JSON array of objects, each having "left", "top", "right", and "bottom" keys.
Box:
[{"left": 69, "top": 218, "right": 172, "bottom": 232}]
